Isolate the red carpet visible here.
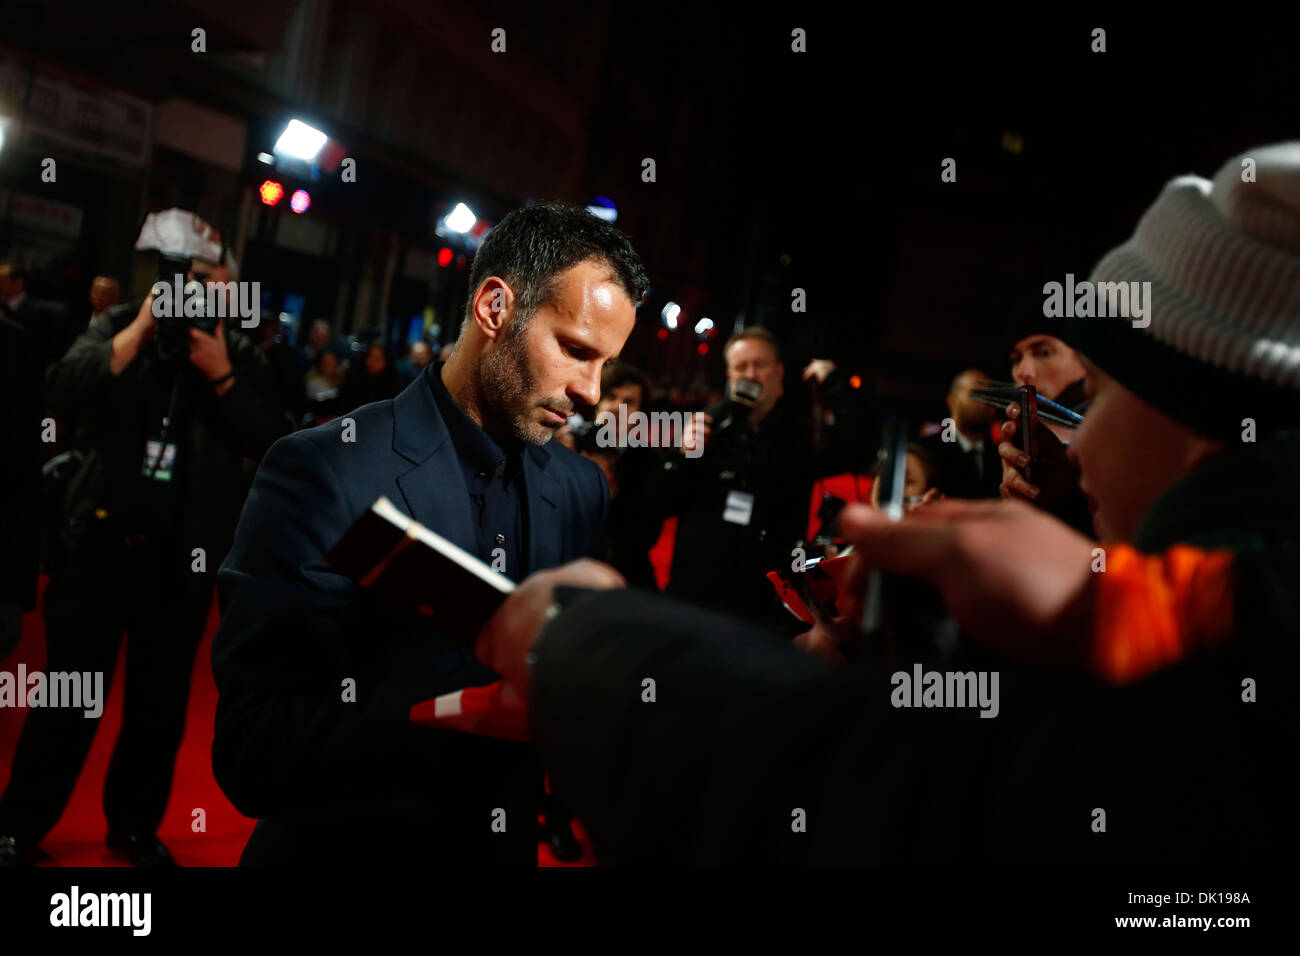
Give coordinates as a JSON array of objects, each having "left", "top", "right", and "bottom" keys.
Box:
[{"left": 0, "top": 575, "right": 593, "bottom": 866}]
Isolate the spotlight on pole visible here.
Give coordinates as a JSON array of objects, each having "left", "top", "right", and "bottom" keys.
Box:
[{"left": 273, "top": 119, "right": 327, "bottom": 162}]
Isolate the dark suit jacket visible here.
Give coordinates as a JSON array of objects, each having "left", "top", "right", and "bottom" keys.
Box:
[
  {"left": 211, "top": 365, "right": 609, "bottom": 865},
  {"left": 918, "top": 430, "right": 1002, "bottom": 500}
]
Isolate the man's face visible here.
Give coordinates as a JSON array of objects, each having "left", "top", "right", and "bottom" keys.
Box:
[
  {"left": 1066, "top": 354, "right": 1222, "bottom": 541},
  {"left": 1010, "top": 334, "right": 1086, "bottom": 401},
  {"left": 948, "top": 370, "right": 995, "bottom": 432},
  {"left": 726, "top": 339, "right": 784, "bottom": 418},
  {"left": 596, "top": 382, "right": 644, "bottom": 419},
  {"left": 89, "top": 277, "right": 120, "bottom": 313},
  {"left": 480, "top": 259, "right": 636, "bottom": 445}
]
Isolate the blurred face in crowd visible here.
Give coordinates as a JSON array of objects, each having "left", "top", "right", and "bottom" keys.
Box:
[
  {"left": 89, "top": 276, "right": 120, "bottom": 313},
  {"left": 410, "top": 341, "right": 433, "bottom": 370},
  {"left": 1067, "top": 354, "right": 1223, "bottom": 542},
  {"left": 726, "top": 338, "right": 784, "bottom": 421},
  {"left": 1009, "top": 334, "right": 1086, "bottom": 400},
  {"left": 0, "top": 265, "right": 24, "bottom": 300},
  {"left": 479, "top": 259, "right": 636, "bottom": 445},
  {"left": 365, "top": 344, "right": 388, "bottom": 376},
  {"left": 596, "top": 381, "right": 644, "bottom": 419},
  {"left": 309, "top": 320, "right": 331, "bottom": 351},
  {"left": 870, "top": 452, "right": 930, "bottom": 507},
  {"left": 948, "top": 369, "right": 996, "bottom": 435}
]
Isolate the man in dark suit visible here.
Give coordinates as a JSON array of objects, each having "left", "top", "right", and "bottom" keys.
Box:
[
  {"left": 210, "top": 203, "right": 647, "bottom": 865},
  {"left": 919, "top": 368, "right": 1001, "bottom": 500}
]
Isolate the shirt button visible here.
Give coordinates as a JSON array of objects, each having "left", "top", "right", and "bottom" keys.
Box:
[{"left": 496, "top": 533, "right": 505, "bottom": 545}]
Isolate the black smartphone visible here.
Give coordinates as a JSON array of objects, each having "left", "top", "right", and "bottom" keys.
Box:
[{"left": 1018, "top": 384, "right": 1040, "bottom": 484}]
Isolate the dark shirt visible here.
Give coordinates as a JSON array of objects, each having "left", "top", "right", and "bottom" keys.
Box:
[{"left": 427, "top": 363, "right": 529, "bottom": 580}]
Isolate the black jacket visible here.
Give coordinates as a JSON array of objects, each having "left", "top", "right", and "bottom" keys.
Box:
[
  {"left": 211, "top": 365, "right": 610, "bottom": 865},
  {"left": 43, "top": 301, "right": 287, "bottom": 587},
  {"left": 918, "top": 429, "right": 1002, "bottom": 500},
  {"left": 529, "top": 431, "right": 1297, "bottom": 864}
]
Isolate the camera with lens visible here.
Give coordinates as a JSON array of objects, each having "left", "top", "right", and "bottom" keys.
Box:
[
  {"left": 708, "top": 377, "right": 763, "bottom": 485},
  {"left": 154, "top": 253, "right": 223, "bottom": 361}
]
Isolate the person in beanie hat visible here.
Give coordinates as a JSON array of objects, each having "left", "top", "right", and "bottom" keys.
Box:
[
  {"left": 462, "top": 144, "right": 1296, "bottom": 864},
  {"left": 1003, "top": 293, "right": 1089, "bottom": 410},
  {"left": 996, "top": 291, "right": 1094, "bottom": 532}
]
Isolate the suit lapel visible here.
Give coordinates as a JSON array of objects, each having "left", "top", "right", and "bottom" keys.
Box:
[
  {"left": 390, "top": 367, "right": 478, "bottom": 554},
  {"left": 523, "top": 443, "right": 562, "bottom": 577}
]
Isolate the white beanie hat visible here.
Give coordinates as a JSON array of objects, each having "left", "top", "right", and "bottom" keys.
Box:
[{"left": 1067, "top": 142, "right": 1300, "bottom": 437}]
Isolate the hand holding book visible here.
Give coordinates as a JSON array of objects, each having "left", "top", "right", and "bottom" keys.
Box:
[{"left": 327, "top": 498, "right": 625, "bottom": 740}]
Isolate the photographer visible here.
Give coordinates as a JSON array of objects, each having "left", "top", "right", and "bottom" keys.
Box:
[
  {"left": 0, "top": 253, "right": 288, "bottom": 867},
  {"left": 657, "top": 328, "right": 870, "bottom": 627}
]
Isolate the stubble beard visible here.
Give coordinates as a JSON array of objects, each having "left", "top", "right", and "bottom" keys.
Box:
[{"left": 480, "top": 320, "right": 555, "bottom": 446}]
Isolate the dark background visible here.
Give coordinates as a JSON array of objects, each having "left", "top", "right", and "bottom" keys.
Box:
[{"left": 2, "top": 1, "right": 1296, "bottom": 420}]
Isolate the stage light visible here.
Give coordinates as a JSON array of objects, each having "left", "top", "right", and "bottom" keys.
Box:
[
  {"left": 274, "top": 119, "right": 327, "bottom": 161},
  {"left": 661, "top": 302, "right": 680, "bottom": 330},
  {"left": 445, "top": 203, "right": 477, "bottom": 233},
  {"left": 257, "top": 152, "right": 274, "bottom": 165},
  {"left": 849, "top": 375, "right": 862, "bottom": 389},
  {"left": 259, "top": 180, "right": 284, "bottom": 205},
  {"left": 657, "top": 328, "right": 670, "bottom": 340},
  {"left": 697, "top": 343, "right": 709, "bottom": 355},
  {"left": 437, "top": 247, "right": 453, "bottom": 268},
  {"left": 694, "top": 317, "right": 713, "bottom": 336},
  {"left": 289, "top": 189, "right": 311, "bottom": 214}
]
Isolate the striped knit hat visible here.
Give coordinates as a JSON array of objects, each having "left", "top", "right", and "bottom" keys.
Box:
[{"left": 1065, "top": 142, "right": 1300, "bottom": 439}]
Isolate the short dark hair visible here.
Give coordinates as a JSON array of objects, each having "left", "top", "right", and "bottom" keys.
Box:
[
  {"left": 723, "top": 326, "right": 782, "bottom": 364},
  {"left": 463, "top": 203, "right": 648, "bottom": 335},
  {"left": 601, "top": 361, "right": 651, "bottom": 400}
]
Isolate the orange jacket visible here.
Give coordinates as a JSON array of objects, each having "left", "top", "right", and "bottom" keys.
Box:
[{"left": 1091, "top": 544, "right": 1235, "bottom": 685}]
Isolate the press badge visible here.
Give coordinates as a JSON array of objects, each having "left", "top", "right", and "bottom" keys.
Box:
[
  {"left": 141, "top": 440, "right": 177, "bottom": 482},
  {"left": 722, "top": 490, "right": 755, "bottom": 526}
]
